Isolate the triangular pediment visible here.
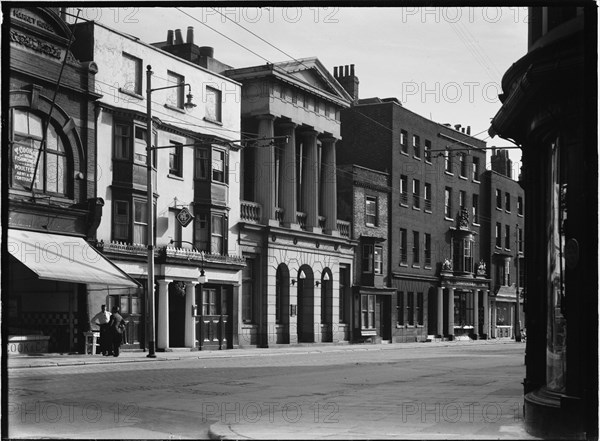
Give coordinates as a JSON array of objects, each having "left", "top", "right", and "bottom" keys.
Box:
[{"left": 274, "top": 57, "right": 352, "bottom": 102}]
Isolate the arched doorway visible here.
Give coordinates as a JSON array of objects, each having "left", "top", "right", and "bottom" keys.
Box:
[
  {"left": 297, "top": 265, "right": 314, "bottom": 343},
  {"left": 276, "top": 264, "right": 290, "bottom": 344},
  {"left": 320, "top": 268, "right": 333, "bottom": 342}
]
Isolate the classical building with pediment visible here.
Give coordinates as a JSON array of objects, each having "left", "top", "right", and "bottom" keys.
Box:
[{"left": 224, "top": 59, "right": 356, "bottom": 347}]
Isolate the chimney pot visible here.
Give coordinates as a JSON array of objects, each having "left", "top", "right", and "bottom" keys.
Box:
[
  {"left": 174, "top": 29, "right": 183, "bottom": 45},
  {"left": 199, "top": 46, "right": 214, "bottom": 58},
  {"left": 466, "top": 125, "right": 471, "bottom": 135},
  {"left": 167, "top": 30, "right": 174, "bottom": 45},
  {"left": 350, "top": 64, "right": 355, "bottom": 76},
  {"left": 334, "top": 66, "right": 338, "bottom": 77},
  {"left": 187, "top": 26, "right": 194, "bottom": 44},
  {"left": 345, "top": 65, "right": 349, "bottom": 76}
]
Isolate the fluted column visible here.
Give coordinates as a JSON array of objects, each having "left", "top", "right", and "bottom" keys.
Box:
[
  {"left": 447, "top": 287, "right": 455, "bottom": 340},
  {"left": 321, "top": 136, "right": 338, "bottom": 234},
  {"left": 483, "top": 290, "right": 489, "bottom": 339},
  {"left": 437, "top": 287, "right": 444, "bottom": 337},
  {"left": 301, "top": 129, "right": 319, "bottom": 231},
  {"left": 184, "top": 281, "right": 198, "bottom": 348},
  {"left": 279, "top": 122, "right": 298, "bottom": 227},
  {"left": 256, "top": 115, "right": 276, "bottom": 224},
  {"left": 157, "top": 279, "right": 172, "bottom": 350},
  {"left": 473, "top": 289, "right": 479, "bottom": 339}
]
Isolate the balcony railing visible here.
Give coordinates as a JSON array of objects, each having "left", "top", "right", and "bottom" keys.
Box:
[
  {"left": 240, "top": 200, "right": 261, "bottom": 223},
  {"left": 296, "top": 211, "right": 307, "bottom": 230},
  {"left": 275, "top": 207, "right": 284, "bottom": 224},
  {"left": 165, "top": 245, "right": 246, "bottom": 265},
  {"left": 318, "top": 216, "right": 326, "bottom": 229},
  {"left": 336, "top": 220, "right": 351, "bottom": 238}
]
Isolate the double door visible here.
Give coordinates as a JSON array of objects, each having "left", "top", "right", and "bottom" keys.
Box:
[{"left": 197, "top": 286, "right": 231, "bottom": 350}]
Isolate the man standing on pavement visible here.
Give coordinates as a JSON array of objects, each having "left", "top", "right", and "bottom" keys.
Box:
[
  {"left": 108, "top": 306, "right": 125, "bottom": 357},
  {"left": 90, "top": 304, "right": 111, "bottom": 355}
]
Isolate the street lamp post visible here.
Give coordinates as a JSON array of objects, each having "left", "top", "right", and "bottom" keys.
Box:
[{"left": 145, "top": 65, "right": 196, "bottom": 357}]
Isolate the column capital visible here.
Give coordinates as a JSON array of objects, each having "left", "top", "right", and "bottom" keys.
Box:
[
  {"left": 299, "top": 128, "right": 319, "bottom": 138},
  {"left": 277, "top": 120, "right": 298, "bottom": 130},
  {"left": 256, "top": 114, "right": 276, "bottom": 121},
  {"left": 184, "top": 280, "right": 199, "bottom": 288},
  {"left": 157, "top": 279, "right": 172, "bottom": 287},
  {"left": 319, "top": 135, "right": 338, "bottom": 145}
]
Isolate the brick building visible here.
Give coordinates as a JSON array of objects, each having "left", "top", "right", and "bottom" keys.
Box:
[
  {"left": 480, "top": 149, "right": 525, "bottom": 339},
  {"left": 335, "top": 65, "right": 492, "bottom": 342},
  {"left": 6, "top": 7, "right": 138, "bottom": 353},
  {"left": 338, "top": 165, "right": 395, "bottom": 342}
]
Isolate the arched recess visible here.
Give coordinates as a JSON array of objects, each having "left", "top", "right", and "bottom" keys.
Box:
[
  {"left": 297, "top": 265, "right": 315, "bottom": 343},
  {"left": 276, "top": 264, "right": 290, "bottom": 344},
  {"left": 320, "top": 267, "right": 334, "bottom": 342}
]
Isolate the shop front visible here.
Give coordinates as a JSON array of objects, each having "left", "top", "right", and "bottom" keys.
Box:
[{"left": 8, "top": 229, "right": 140, "bottom": 353}]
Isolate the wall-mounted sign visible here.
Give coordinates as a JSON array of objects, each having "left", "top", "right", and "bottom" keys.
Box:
[
  {"left": 12, "top": 141, "right": 39, "bottom": 188},
  {"left": 176, "top": 207, "right": 194, "bottom": 227}
]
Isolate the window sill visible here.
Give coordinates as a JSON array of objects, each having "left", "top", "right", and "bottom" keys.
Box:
[
  {"left": 517, "top": 213, "right": 524, "bottom": 217},
  {"left": 203, "top": 117, "right": 223, "bottom": 126},
  {"left": 413, "top": 155, "right": 421, "bottom": 160},
  {"left": 444, "top": 171, "right": 454, "bottom": 176},
  {"left": 119, "top": 88, "right": 143, "bottom": 100},
  {"left": 424, "top": 209, "right": 432, "bottom": 214},
  {"left": 400, "top": 150, "right": 409, "bottom": 156},
  {"left": 505, "top": 210, "right": 511, "bottom": 214},
  {"left": 412, "top": 264, "right": 420, "bottom": 269},
  {"left": 495, "top": 245, "right": 502, "bottom": 250},
  {"left": 444, "top": 217, "right": 454, "bottom": 222},
  {"left": 425, "top": 160, "right": 432, "bottom": 164},
  {"left": 164, "top": 103, "right": 185, "bottom": 113},
  {"left": 167, "top": 173, "right": 184, "bottom": 181},
  {"left": 473, "top": 179, "right": 480, "bottom": 184},
  {"left": 399, "top": 263, "right": 408, "bottom": 267},
  {"left": 473, "top": 222, "right": 480, "bottom": 227},
  {"left": 496, "top": 207, "right": 503, "bottom": 211},
  {"left": 412, "top": 206, "right": 421, "bottom": 211},
  {"left": 459, "top": 175, "right": 467, "bottom": 180},
  {"left": 424, "top": 265, "right": 432, "bottom": 270},
  {"left": 400, "top": 202, "right": 408, "bottom": 207},
  {"left": 365, "top": 223, "right": 377, "bottom": 228}
]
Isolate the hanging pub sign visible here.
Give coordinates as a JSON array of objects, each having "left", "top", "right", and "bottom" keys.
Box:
[{"left": 176, "top": 207, "right": 194, "bottom": 227}]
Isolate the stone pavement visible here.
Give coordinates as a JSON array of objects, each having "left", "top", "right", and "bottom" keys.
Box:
[{"left": 8, "top": 338, "right": 520, "bottom": 370}]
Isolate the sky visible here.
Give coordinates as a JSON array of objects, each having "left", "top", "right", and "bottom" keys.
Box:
[{"left": 69, "top": 6, "right": 529, "bottom": 174}]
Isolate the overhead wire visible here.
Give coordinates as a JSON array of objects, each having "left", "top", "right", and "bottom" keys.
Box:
[{"left": 27, "top": 8, "right": 520, "bottom": 237}]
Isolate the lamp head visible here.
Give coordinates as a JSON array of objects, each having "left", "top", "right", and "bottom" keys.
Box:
[{"left": 184, "top": 92, "right": 196, "bottom": 110}]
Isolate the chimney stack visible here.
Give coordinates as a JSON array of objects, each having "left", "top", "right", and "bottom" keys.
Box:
[
  {"left": 466, "top": 126, "right": 471, "bottom": 135},
  {"left": 187, "top": 26, "right": 194, "bottom": 44},
  {"left": 334, "top": 64, "right": 359, "bottom": 103},
  {"left": 174, "top": 29, "right": 183, "bottom": 45},
  {"left": 454, "top": 124, "right": 461, "bottom": 131},
  {"left": 167, "top": 30, "right": 174, "bottom": 45}
]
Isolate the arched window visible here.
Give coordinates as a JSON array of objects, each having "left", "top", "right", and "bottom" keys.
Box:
[{"left": 11, "top": 109, "right": 68, "bottom": 195}]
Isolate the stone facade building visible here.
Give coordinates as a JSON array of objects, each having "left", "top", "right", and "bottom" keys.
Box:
[
  {"left": 224, "top": 58, "right": 356, "bottom": 347},
  {"left": 70, "top": 22, "right": 244, "bottom": 351}
]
